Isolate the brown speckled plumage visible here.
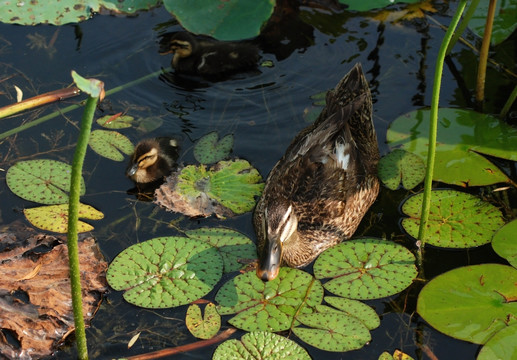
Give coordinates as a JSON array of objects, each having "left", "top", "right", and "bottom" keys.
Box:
[{"left": 254, "top": 63, "right": 380, "bottom": 281}]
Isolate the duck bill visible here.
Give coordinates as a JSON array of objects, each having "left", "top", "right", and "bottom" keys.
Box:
[
  {"left": 257, "top": 237, "right": 282, "bottom": 281},
  {"left": 126, "top": 163, "right": 138, "bottom": 177}
]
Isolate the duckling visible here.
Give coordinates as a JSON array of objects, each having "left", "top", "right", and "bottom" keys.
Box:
[
  {"left": 254, "top": 63, "right": 380, "bottom": 281},
  {"left": 159, "top": 31, "right": 259, "bottom": 78},
  {"left": 126, "top": 137, "right": 180, "bottom": 185}
]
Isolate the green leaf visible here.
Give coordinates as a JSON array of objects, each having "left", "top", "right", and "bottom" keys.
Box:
[
  {"left": 401, "top": 190, "right": 504, "bottom": 248},
  {"left": 71, "top": 71, "right": 103, "bottom": 98},
  {"left": 314, "top": 238, "right": 417, "bottom": 300},
  {"left": 324, "top": 296, "right": 380, "bottom": 330},
  {"left": 106, "top": 236, "right": 223, "bottom": 309},
  {"left": 89, "top": 130, "right": 134, "bottom": 161},
  {"left": 6, "top": 159, "right": 85, "bottom": 205},
  {"left": 185, "top": 227, "right": 257, "bottom": 273},
  {"left": 387, "top": 108, "right": 517, "bottom": 186},
  {"left": 417, "top": 264, "right": 517, "bottom": 344},
  {"left": 186, "top": 303, "right": 221, "bottom": 340},
  {"left": 24, "top": 203, "right": 103, "bottom": 233},
  {"left": 194, "top": 132, "right": 234, "bottom": 164},
  {"left": 378, "top": 149, "right": 425, "bottom": 190},
  {"left": 215, "top": 268, "right": 323, "bottom": 332},
  {"left": 478, "top": 323, "right": 517, "bottom": 360},
  {"left": 492, "top": 219, "right": 517, "bottom": 268},
  {"left": 338, "top": 0, "right": 420, "bottom": 12},
  {"left": 469, "top": 1, "right": 517, "bottom": 45},
  {"left": 96, "top": 114, "right": 134, "bottom": 129},
  {"left": 213, "top": 331, "right": 311, "bottom": 360}
]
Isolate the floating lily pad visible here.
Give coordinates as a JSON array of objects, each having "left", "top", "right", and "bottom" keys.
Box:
[
  {"left": 492, "top": 219, "right": 517, "bottom": 269},
  {"left": 379, "top": 350, "right": 415, "bottom": 360},
  {"left": 314, "top": 238, "right": 417, "bottom": 300},
  {"left": 96, "top": 114, "right": 134, "bottom": 129},
  {"left": 213, "top": 331, "right": 311, "bottom": 360},
  {"left": 417, "top": 264, "right": 517, "bottom": 344},
  {"left": 216, "top": 268, "right": 323, "bottom": 332},
  {"left": 89, "top": 130, "right": 134, "bottom": 161},
  {"left": 7, "top": 159, "right": 85, "bottom": 205},
  {"left": 387, "top": 108, "right": 517, "bottom": 186},
  {"left": 186, "top": 303, "right": 221, "bottom": 340},
  {"left": 155, "top": 159, "right": 264, "bottom": 218},
  {"left": 194, "top": 132, "right": 233, "bottom": 164},
  {"left": 378, "top": 149, "right": 425, "bottom": 190},
  {"left": 24, "top": 203, "right": 103, "bottom": 233},
  {"left": 324, "top": 296, "right": 380, "bottom": 330},
  {"left": 185, "top": 227, "right": 257, "bottom": 272},
  {"left": 478, "top": 323, "right": 517, "bottom": 360},
  {"left": 106, "top": 237, "right": 223, "bottom": 309},
  {"left": 401, "top": 190, "right": 504, "bottom": 248},
  {"left": 338, "top": 0, "right": 420, "bottom": 12}
]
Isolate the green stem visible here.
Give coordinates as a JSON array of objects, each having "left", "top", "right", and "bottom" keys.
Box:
[
  {"left": 68, "top": 95, "right": 98, "bottom": 360},
  {"left": 475, "top": 0, "right": 497, "bottom": 111},
  {"left": 500, "top": 83, "right": 517, "bottom": 119},
  {"left": 417, "top": 1, "right": 467, "bottom": 258},
  {"left": 445, "top": 0, "right": 480, "bottom": 55}
]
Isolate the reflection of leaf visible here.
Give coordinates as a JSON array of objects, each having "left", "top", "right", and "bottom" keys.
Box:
[
  {"left": 24, "top": 203, "right": 103, "bottom": 233},
  {"left": 186, "top": 303, "right": 221, "bottom": 339},
  {"left": 469, "top": 1, "right": 517, "bottom": 45},
  {"left": 96, "top": 114, "right": 134, "bottom": 129},
  {"left": 194, "top": 132, "right": 233, "bottom": 164},
  {"left": 378, "top": 149, "right": 425, "bottom": 190},
  {"left": 89, "top": 130, "right": 134, "bottom": 161},
  {"left": 491, "top": 219, "right": 517, "bottom": 268}
]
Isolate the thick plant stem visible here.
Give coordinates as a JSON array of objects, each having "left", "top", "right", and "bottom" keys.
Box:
[
  {"left": 500, "top": 83, "right": 517, "bottom": 119},
  {"left": 445, "top": 0, "right": 480, "bottom": 55},
  {"left": 67, "top": 95, "right": 98, "bottom": 360},
  {"left": 417, "top": 1, "right": 467, "bottom": 262},
  {"left": 475, "top": 0, "right": 497, "bottom": 111}
]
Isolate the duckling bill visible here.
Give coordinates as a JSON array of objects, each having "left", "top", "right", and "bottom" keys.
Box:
[{"left": 254, "top": 63, "right": 380, "bottom": 281}]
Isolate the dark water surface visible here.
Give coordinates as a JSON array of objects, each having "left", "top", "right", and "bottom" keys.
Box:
[{"left": 1, "top": 2, "right": 515, "bottom": 359}]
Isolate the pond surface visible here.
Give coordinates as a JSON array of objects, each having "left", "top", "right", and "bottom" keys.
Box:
[{"left": 0, "top": 2, "right": 515, "bottom": 359}]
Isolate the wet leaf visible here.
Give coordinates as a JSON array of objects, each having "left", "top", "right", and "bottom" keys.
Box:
[
  {"left": 339, "top": 0, "right": 420, "bottom": 12},
  {"left": 71, "top": 70, "right": 103, "bottom": 98},
  {"left": 186, "top": 303, "right": 221, "bottom": 339},
  {"left": 314, "top": 238, "right": 417, "bottom": 300},
  {"left": 469, "top": 1, "right": 517, "bottom": 45},
  {"left": 478, "top": 323, "right": 517, "bottom": 360},
  {"left": 492, "top": 219, "right": 517, "bottom": 268},
  {"left": 216, "top": 268, "right": 323, "bottom": 332},
  {"left": 96, "top": 114, "right": 134, "bottom": 129},
  {"left": 324, "top": 296, "right": 380, "bottom": 330},
  {"left": 6, "top": 159, "right": 85, "bottom": 205},
  {"left": 194, "top": 132, "right": 233, "bottom": 164},
  {"left": 378, "top": 149, "right": 425, "bottom": 190},
  {"left": 89, "top": 129, "right": 134, "bottom": 161},
  {"left": 107, "top": 236, "right": 223, "bottom": 309},
  {"left": 401, "top": 190, "right": 504, "bottom": 248},
  {"left": 24, "top": 203, "right": 104, "bottom": 233}
]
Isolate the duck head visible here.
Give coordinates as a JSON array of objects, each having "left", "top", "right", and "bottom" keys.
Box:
[{"left": 126, "top": 140, "right": 161, "bottom": 184}]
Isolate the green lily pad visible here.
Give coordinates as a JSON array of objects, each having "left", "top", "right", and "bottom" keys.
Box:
[
  {"left": 71, "top": 71, "right": 103, "bottom": 98},
  {"left": 378, "top": 149, "right": 425, "bottom": 190},
  {"left": 314, "top": 238, "right": 417, "bottom": 300},
  {"left": 216, "top": 268, "right": 324, "bottom": 332},
  {"left": 324, "top": 296, "right": 380, "bottom": 330},
  {"left": 478, "top": 323, "right": 517, "bottom": 360},
  {"left": 185, "top": 227, "right": 257, "bottom": 273},
  {"left": 492, "top": 219, "right": 517, "bottom": 268},
  {"left": 379, "top": 350, "right": 415, "bottom": 360},
  {"left": 24, "top": 203, "right": 103, "bottom": 233},
  {"left": 401, "top": 190, "right": 505, "bottom": 248},
  {"left": 338, "top": 0, "right": 420, "bottom": 12},
  {"left": 417, "top": 264, "right": 517, "bottom": 344},
  {"left": 154, "top": 159, "right": 264, "bottom": 218},
  {"left": 186, "top": 303, "right": 221, "bottom": 340},
  {"left": 96, "top": 114, "right": 134, "bottom": 129},
  {"left": 106, "top": 236, "right": 223, "bottom": 309},
  {"left": 387, "top": 108, "right": 517, "bottom": 186},
  {"left": 194, "top": 132, "right": 233, "bottom": 164},
  {"left": 136, "top": 116, "right": 164, "bottom": 133},
  {"left": 469, "top": 1, "right": 517, "bottom": 45},
  {"left": 6, "top": 159, "right": 85, "bottom": 205},
  {"left": 89, "top": 130, "right": 134, "bottom": 161},
  {"left": 213, "top": 331, "right": 311, "bottom": 360}
]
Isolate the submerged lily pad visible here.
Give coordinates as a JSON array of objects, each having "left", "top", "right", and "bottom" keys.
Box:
[
  {"left": 194, "top": 132, "right": 233, "bottom": 164},
  {"left": 24, "top": 203, "right": 103, "bottom": 233},
  {"left": 216, "top": 268, "right": 323, "bottom": 332},
  {"left": 417, "top": 264, "right": 517, "bottom": 344},
  {"left": 106, "top": 237, "right": 223, "bottom": 309},
  {"left": 477, "top": 323, "right": 517, "bottom": 360},
  {"left": 7, "top": 160, "right": 85, "bottom": 204},
  {"left": 469, "top": 0, "right": 517, "bottom": 45},
  {"left": 401, "top": 190, "right": 504, "bottom": 248},
  {"left": 314, "top": 238, "right": 417, "bottom": 300},
  {"left": 89, "top": 130, "right": 134, "bottom": 161},
  {"left": 378, "top": 149, "right": 425, "bottom": 190},
  {"left": 96, "top": 114, "right": 134, "bottom": 129},
  {"left": 186, "top": 303, "right": 220, "bottom": 340},
  {"left": 492, "top": 220, "right": 517, "bottom": 268}
]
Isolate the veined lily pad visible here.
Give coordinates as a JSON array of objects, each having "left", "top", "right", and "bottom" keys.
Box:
[
  {"left": 417, "top": 264, "right": 517, "bottom": 344},
  {"left": 155, "top": 159, "right": 264, "bottom": 218},
  {"left": 185, "top": 227, "right": 257, "bottom": 272},
  {"left": 401, "top": 190, "right": 504, "bottom": 248},
  {"left": 106, "top": 237, "right": 223, "bottom": 309},
  {"left": 216, "top": 268, "right": 323, "bottom": 332},
  {"left": 24, "top": 203, "right": 103, "bottom": 233},
  {"left": 186, "top": 303, "right": 221, "bottom": 340},
  {"left": 213, "top": 331, "right": 311, "bottom": 360},
  {"left": 7, "top": 159, "right": 85, "bottom": 205},
  {"left": 378, "top": 149, "right": 425, "bottom": 190},
  {"left": 89, "top": 130, "right": 134, "bottom": 161},
  {"left": 96, "top": 114, "right": 134, "bottom": 129},
  {"left": 492, "top": 219, "right": 517, "bottom": 268},
  {"left": 478, "top": 323, "right": 517, "bottom": 360},
  {"left": 379, "top": 350, "right": 415, "bottom": 360},
  {"left": 194, "top": 132, "right": 233, "bottom": 164},
  {"left": 324, "top": 296, "right": 380, "bottom": 330},
  {"left": 387, "top": 108, "right": 517, "bottom": 186},
  {"left": 314, "top": 238, "right": 417, "bottom": 300}
]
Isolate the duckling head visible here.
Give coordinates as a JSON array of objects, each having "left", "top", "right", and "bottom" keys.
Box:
[
  {"left": 165, "top": 33, "right": 196, "bottom": 67},
  {"left": 126, "top": 140, "right": 166, "bottom": 184}
]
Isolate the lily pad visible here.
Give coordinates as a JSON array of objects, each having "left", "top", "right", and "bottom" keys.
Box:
[
  {"left": 387, "top": 108, "right": 517, "bottom": 186},
  {"left": 186, "top": 303, "right": 221, "bottom": 340},
  {"left": 213, "top": 331, "right": 311, "bottom": 360},
  {"left": 324, "top": 296, "right": 380, "bottom": 330},
  {"left": 96, "top": 114, "right": 134, "bottom": 129},
  {"left": 417, "top": 264, "right": 517, "bottom": 344},
  {"left": 71, "top": 71, "right": 103, "bottom": 98},
  {"left": 89, "top": 130, "right": 134, "bottom": 161},
  {"left": 379, "top": 350, "right": 415, "bottom": 360},
  {"left": 338, "top": 0, "right": 420, "bottom": 12},
  {"left": 6, "top": 159, "right": 85, "bottom": 205},
  {"left": 24, "top": 203, "right": 103, "bottom": 233},
  {"left": 492, "top": 219, "right": 517, "bottom": 268},
  {"left": 469, "top": 0, "right": 517, "bottom": 45},
  {"left": 313, "top": 238, "right": 417, "bottom": 300},
  {"left": 216, "top": 268, "right": 323, "bottom": 332},
  {"left": 378, "top": 149, "right": 425, "bottom": 190},
  {"left": 106, "top": 236, "right": 223, "bottom": 309},
  {"left": 194, "top": 132, "right": 234, "bottom": 164},
  {"left": 185, "top": 227, "right": 257, "bottom": 272},
  {"left": 478, "top": 323, "right": 517, "bottom": 360},
  {"left": 401, "top": 190, "right": 505, "bottom": 248}
]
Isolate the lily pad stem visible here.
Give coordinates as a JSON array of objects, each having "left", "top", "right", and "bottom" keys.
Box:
[
  {"left": 445, "top": 0, "right": 480, "bottom": 55},
  {"left": 475, "top": 0, "right": 497, "bottom": 111}
]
